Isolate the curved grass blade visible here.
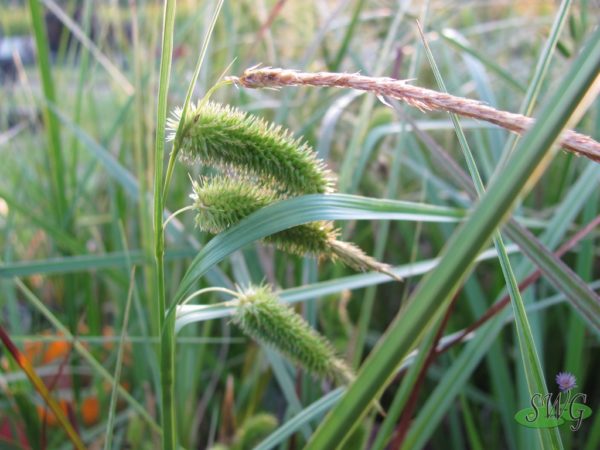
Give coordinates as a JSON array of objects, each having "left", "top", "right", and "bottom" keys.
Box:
[
  {"left": 174, "top": 244, "right": 518, "bottom": 333},
  {"left": 173, "top": 194, "right": 465, "bottom": 304}
]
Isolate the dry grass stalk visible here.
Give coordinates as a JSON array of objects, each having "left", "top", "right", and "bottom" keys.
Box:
[{"left": 229, "top": 67, "right": 600, "bottom": 163}]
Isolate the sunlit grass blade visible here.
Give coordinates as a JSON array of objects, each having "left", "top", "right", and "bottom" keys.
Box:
[
  {"left": 419, "top": 22, "right": 562, "bottom": 449},
  {"left": 399, "top": 149, "right": 600, "bottom": 450}
]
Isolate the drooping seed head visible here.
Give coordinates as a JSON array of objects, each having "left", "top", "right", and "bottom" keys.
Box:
[
  {"left": 191, "top": 177, "right": 400, "bottom": 279},
  {"left": 169, "top": 101, "right": 335, "bottom": 195},
  {"left": 191, "top": 177, "right": 337, "bottom": 255},
  {"left": 190, "top": 177, "right": 278, "bottom": 234},
  {"left": 233, "top": 285, "right": 353, "bottom": 384}
]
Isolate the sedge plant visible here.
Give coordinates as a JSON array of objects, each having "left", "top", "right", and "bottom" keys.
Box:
[
  {"left": 159, "top": 83, "right": 398, "bottom": 448},
  {"left": 153, "top": 2, "right": 395, "bottom": 445}
]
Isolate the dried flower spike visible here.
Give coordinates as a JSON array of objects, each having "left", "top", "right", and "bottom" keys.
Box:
[
  {"left": 191, "top": 177, "right": 401, "bottom": 280},
  {"left": 168, "top": 101, "right": 335, "bottom": 195},
  {"left": 233, "top": 285, "right": 354, "bottom": 385},
  {"left": 230, "top": 67, "right": 600, "bottom": 163}
]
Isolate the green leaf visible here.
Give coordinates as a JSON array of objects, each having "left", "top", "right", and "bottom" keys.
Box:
[{"left": 174, "top": 244, "right": 518, "bottom": 333}]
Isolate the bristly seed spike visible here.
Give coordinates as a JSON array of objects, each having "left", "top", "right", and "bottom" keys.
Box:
[
  {"left": 169, "top": 101, "right": 336, "bottom": 195},
  {"left": 191, "top": 177, "right": 401, "bottom": 280},
  {"left": 233, "top": 285, "right": 354, "bottom": 385}
]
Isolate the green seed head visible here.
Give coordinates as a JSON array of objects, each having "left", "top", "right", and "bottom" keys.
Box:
[
  {"left": 190, "top": 177, "right": 277, "bottom": 234},
  {"left": 233, "top": 285, "right": 354, "bottom": 385},
  {"left": 191, "top": 177, "right": 399, "bottom": 279},
  {"left": 191, "top": 177, "right": 337, "bottom": 255},
  {"left": 169, "top": 101, "right": 335, "bottom": 195}
]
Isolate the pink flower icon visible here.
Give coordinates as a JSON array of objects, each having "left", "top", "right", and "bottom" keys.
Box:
[{"left": 555, "top": 372, "right": 577, "bottom": 392}]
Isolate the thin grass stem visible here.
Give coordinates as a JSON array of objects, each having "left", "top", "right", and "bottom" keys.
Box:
[{"left": 154, "top": 1, "right": 177, "bottom": 448}]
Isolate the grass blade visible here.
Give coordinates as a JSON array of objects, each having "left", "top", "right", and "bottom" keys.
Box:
[
  {"left": 154, "top": 0, "right": 177, "bottom": 446},
  {"left": 12, "top": 277, "right": 161, "bottom": 434},
  {"left": 419, "top": 22, "right": 562, "bottom": 449},
  {"left": 173, "top": 193, "right": 465, "bottom": 303},
  {"left": 104, "top": 268, "right": 136, "bottom": 450},
  {"left": 0, "top": 325, "right": 85, "bottom": 449},
  {"left": 305, "top": 26, "right": 600, "bottom": 449},
  {"left": 27, "top": 0, "right": 67, "bottom": 222},
  {"left": 174, "top": 245, "right": 519, "bottom": 332},
  {"left": 255, "top": 388, "right": 345, "bottom": 450}
]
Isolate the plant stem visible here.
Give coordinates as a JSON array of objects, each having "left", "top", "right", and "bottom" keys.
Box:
[
  {"left": 154, "top": 0, "right": 177, "bottom": 448},
  {"left": 162, "top": 0, "right": 226, "bottom": 204}
]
